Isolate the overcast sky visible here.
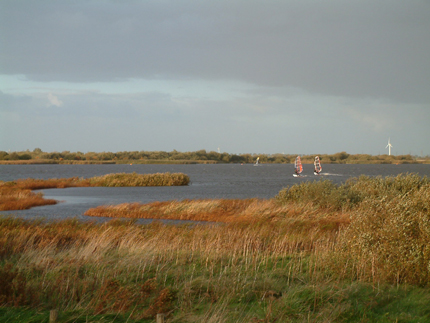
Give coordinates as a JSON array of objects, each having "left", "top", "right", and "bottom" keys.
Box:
[{"left": 1, "top": 0, "right": 429, "bottom": 156}]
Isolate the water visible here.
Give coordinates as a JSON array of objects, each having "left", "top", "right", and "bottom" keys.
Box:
[{"left": 1, "top": 163, "right": 429, "bottom": 221}]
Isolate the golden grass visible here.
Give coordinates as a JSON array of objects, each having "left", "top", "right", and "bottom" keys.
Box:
[
  {"left": 0, "top": 172, "right": 189, "bottom": 211},
  {"left": 0, "top": 174, "right": 429, "bottom": 321},
  {"left": 82, "top": 174, "right": 430, "bottom": 286},
  {"left": 0, "top": 186, "right": 57, "bottom": 210},
  {"left": 84, "top": 198, "right": 351, "bottom": 227},
  {"left": 1, "top": 217, "right": 337, "bottom": 318}
]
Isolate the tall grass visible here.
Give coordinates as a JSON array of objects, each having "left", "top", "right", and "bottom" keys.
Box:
[
  {"left": 276, "top": 173, "right": 430, "bottom": 286},
  {"left": 1, "top": 214, "right": 429, "bottom": 322},
  {"left": 85, "top": 174, "right": 430, "bottom": 287},
  {"left": 9, "top": 172, "right": 190, "bottom": 189},
  {"left": 1, "top": 173, "right": 429, "bottom": 321},
  {"left": 87, "top": 172, "right": 190, "bottom": 187}
]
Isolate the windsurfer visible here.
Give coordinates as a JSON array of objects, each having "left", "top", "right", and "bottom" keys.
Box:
[{"left": 313, "top": 156, "right": 322, "bottom": 175}]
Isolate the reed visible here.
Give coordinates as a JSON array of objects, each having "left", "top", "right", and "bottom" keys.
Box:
[
  {"left": 0, "top": 186, "right": 57, "bottom": 210},
  {"left": 1, "top": 173, "right": 429, "bottom": 321},
  {"left": 276, "top": 173, "right": 430, "bottom": 286},
  {"left": 85, "top": 174, "right": 430, "bottom": 287},
  {"left": 1, "top": 214, "right": 428, "bottom": 322},
  {"left": 84, "top": 198, "right": 350, "bottom": 229},
  {"left": 87, "top": 172, "right": 190, "bottom": 187},
  {"left": 276, "top": 173, "right": 430, "bottom": 211}
]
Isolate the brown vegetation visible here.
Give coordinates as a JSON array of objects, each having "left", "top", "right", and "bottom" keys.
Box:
[
  {"left": 0, "top": 172, "right": 189, "bottom": 211},
  {"left": 84, "top": 198, "right": 351, "bottom": 228},
  {"left": 0, "top": 186, "right": 57, "bottom": 211},
  {"left": 0, "top": 174, "right": 429, "bottom": 321}
]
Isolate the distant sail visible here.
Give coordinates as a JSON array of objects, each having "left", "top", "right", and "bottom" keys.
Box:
[
  {"left": 294, "top": 156, "right": 303, "bottom": 176},
  {"left": 314, "top": 156, "right": 322, "bottom": 175},
  {"left": 254, "top": 157, "right": 260, "bottom": 166}
]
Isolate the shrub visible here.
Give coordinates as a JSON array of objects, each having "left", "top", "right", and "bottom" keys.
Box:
[
  {"left": 275, "top": 179, "right": 346, "bottom": 210},
  {"left": 329, "top": 174, "right": 430, "bottom": 285}
]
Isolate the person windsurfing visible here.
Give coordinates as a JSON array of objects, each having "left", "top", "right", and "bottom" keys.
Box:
[{"left": 314, "top": 156, "right": 322, "bottom": 175}]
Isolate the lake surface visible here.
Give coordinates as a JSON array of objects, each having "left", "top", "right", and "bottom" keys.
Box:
[{"left": 1, "top": 163, "right": 429, "bottom": 222}]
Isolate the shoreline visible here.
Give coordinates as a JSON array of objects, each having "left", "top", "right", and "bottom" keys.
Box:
[{"left": 0, "top": 159, "right": 429, "bottom": 165}]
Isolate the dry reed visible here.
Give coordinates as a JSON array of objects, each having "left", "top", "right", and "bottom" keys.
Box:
[{"left": 1, "top": 173, "right": 429, "bottom": 321}]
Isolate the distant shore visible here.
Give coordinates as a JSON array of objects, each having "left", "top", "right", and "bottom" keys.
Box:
[
  {"left": 0, "top": 159, "right": 218, "bottom": 165},
  {"left": 1, "top": 149, "right": 429, "bottom": 165},
  {"left": 0, "top": 159, "right": 429, "bottom": 165}
]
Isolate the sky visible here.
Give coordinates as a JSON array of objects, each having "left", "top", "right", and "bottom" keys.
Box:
[{"left": 1, "top": 0, "right": 429, "bottom": 156}]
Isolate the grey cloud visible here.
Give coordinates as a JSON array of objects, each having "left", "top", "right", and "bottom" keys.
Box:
[
  {"left": 1, "top": 87, "right": 429, "bottom": 154},
  {"left": 1, "top": 0, "right": 429, "bottom": 104}
]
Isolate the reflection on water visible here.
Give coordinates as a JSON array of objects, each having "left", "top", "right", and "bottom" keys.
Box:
[{"left": 1, "top": 163, "right": 429, "bottom": 221}]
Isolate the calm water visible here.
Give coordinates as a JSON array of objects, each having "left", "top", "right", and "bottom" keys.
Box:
[{"left": 1, "top": 163, "right": 429, "bottom": 222}]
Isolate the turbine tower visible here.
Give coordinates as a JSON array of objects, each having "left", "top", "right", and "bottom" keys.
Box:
[{"left": 386, "top": 138, "right": 393, "bottom": 156}]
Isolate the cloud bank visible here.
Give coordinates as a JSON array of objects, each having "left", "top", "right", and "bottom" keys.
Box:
[{"left": 1, "top": 0, "right": 429, "bottom": 155}]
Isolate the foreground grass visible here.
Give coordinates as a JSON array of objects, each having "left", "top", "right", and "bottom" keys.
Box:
[
  {"left": 1, "top": 173, "right": 429, "bottom": 322},
  {"left": 0, "top": 172, "right": 189, "bottom": 211},
  {"left": 0, "top": 217, "right": 429, "bottom": 322}
]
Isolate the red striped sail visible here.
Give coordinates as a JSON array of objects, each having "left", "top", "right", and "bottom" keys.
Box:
[
  {"left": 295, "top": 156, "right": 303, "bottom": 174},
  {"left": 314, "top": 156, "right": 322, "bottom": 174}
]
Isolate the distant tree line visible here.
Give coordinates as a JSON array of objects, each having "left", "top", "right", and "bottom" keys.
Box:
[{"left": 0, "top": 148, "right": 425, "bottom": 164}]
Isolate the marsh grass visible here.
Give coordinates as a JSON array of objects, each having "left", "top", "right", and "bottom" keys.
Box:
[
  {"left": 0, "top": 172, "right": 189, "bottom": 211},
  {"left": 276, "top": 173, "right": 430, "bottom": 286},
  {"left": 1, "top": 173, "right": 429, "bottom": 322},
  {"left": 0, "top": 186, "right": 57, "bottom": 211},
  {"left": 1, "top": 215, "right": 429, "bottom": 322}
]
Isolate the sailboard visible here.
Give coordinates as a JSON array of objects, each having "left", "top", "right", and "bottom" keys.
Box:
[
  {"left": 293, "top": 156, "right": 303, "bottom": 177},
  {"left": 314, "top": 156, "right": 322, "bottom": 175},
  {"left": 254, "top": 157, "right": 260, "bottom": 166}
]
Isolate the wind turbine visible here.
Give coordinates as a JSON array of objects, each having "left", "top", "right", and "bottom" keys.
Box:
[{"left": 386, "top": 138, "right": 393, "bottom": 156}]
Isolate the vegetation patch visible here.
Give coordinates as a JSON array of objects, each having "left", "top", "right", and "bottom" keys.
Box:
[
  {"left": 0, "top": 173, "right": 429, "bottom": 321},
  {"left": 0, "top": 172, "right": 189, "bottom": 211}
]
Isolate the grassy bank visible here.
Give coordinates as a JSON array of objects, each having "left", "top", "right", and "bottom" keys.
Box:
[
  {"left": 1, "top": 174, "right": 428, "bottom": 322},
  {"left": 0, "top": 173, "right": 189, "bottom": 211}
]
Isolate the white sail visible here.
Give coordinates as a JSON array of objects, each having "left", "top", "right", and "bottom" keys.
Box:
[{"left": 314, "top": 156, "right": 322, "bottom": 175}]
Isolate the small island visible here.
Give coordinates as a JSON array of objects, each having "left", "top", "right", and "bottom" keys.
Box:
[{"left": 0, "top": 172, "right": 189, "bottom": 211}]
